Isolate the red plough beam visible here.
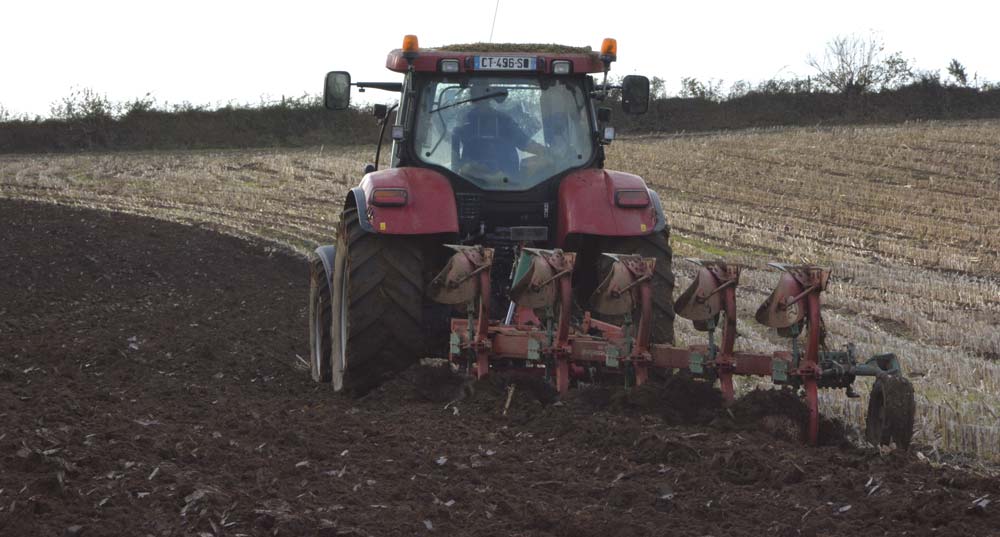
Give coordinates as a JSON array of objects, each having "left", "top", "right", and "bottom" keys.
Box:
[{"left": 428, "top": 246, "right": 913, "bottom": 446}]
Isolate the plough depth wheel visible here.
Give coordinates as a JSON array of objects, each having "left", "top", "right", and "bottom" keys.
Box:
[{"left": 865, "top": 375, "right": 916, "bottom": 448}]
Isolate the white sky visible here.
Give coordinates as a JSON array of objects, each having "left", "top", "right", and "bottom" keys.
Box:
[{"left": 2, "top": 0, "right": 998, "bottom": 117}]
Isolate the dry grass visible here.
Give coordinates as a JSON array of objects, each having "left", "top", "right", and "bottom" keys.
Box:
[
  {"left": 0, "top": 146, "right": 366, "bottom": 253},
  {"left": 619, "top": 121, "right": 1000, "bottom": 462},
  {"left": 1, "top": 120, "right": 998, "bottom": 461}
]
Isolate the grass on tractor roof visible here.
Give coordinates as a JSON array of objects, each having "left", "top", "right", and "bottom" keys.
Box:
[{"left": 431, "top": 43, "right": 594, "bottom": 54}]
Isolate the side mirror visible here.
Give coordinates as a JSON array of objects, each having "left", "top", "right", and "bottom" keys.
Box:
[
  {"left": 621, "top": 75, "right": 650, "bottom": 115},
  {"left": 373, "top": 104, "right": 388, "bottom": 120},
  {"left": 597, "top": 107, "right": 612, "bottom": 122},
  {"left": 324, "top": 71, "right": 352, "bottom": 110}
]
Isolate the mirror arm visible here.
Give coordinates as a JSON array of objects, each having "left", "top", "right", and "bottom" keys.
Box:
[
  {"left": 354, "top": 82, "right": 403, "bottom": 92},
  {"left": 590, "top": 85, "right": 621, "bottom": 96}
]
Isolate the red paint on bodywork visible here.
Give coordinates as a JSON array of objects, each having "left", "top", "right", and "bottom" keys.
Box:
[
  {"left": 386, "top": 49, "right": 607, "bottom": 74},
  {"left": 360, "top": 167, "right": 458, "bottom": 235},
  {"left": 556, "top": 169, "right": 658, "bottom": 245}
]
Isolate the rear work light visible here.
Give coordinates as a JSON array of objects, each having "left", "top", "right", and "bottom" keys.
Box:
[
  {"left": 370, "top": 188, "right": 408, "bottom": 207},
  {"left": 552, "top": 60, "right": 571, "bottom": 74},
  {"left": 615, "top": 189, "right": 650, "bottom": 208},
  {"left": 440, "top": 59, "right": 460, "bottom": 73}
]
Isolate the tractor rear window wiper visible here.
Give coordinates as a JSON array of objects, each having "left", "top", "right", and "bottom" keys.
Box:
[{"left": 430, "top": 90, "right": 508, "bottom": 114}]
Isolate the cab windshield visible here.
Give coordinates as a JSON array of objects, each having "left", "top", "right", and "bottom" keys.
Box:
[{"left": 413, "top": 75, "right": 594, "bottom": 191}]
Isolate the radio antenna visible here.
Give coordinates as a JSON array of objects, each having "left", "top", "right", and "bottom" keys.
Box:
[{"left": 488, "top": 0, "right": 500, "bottom": 42}]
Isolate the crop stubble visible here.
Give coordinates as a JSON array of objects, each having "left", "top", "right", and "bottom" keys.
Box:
[{"left": 1, "top": 120, "right": 997, "bottom": 461}]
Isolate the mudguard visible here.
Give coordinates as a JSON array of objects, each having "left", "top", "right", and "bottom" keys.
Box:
[
  {"left": 313, "top": 245, "right": 337, "bottom": 283},
  {"left": 556, "top": 169, "right": 666, "bottom": 245},
  {"left": 345, "top": 167, "right": 459, "bottom": 235}
]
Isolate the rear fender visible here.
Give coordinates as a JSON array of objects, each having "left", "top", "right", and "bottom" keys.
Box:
[
  {"left": 313, "top": 245, "right": 337, "bottom": 283},
  {"left": 344, "top": 167, "right": 459, "bottom": 235},
  {"left": 556, "top": 169, "right": 667, "bottom": 246}
]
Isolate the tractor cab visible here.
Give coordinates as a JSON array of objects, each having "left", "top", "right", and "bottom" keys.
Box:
[
  {"left": 324, "top": 37, "right": 650, "bottom": 193},
  {"left": 323, "top": 36, "right": 656, "bottom": 274}
]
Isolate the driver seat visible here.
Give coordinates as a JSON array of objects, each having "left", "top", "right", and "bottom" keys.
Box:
[{"left": 455, "top": 107, "right": 519, "bottom": 177}]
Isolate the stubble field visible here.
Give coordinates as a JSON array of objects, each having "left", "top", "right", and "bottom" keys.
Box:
[{"left": 1, "top": 119, "right": 998, "bottom": 466}]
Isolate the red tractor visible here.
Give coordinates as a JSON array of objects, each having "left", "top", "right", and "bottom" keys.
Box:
[
  {"left": 311, "top": 37, "right": 671, "bottom": 391},
  {"left": 310, "top": 36, "right": 914, "bottom": 447}
]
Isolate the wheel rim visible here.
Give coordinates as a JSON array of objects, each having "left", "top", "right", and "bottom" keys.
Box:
[
  {"left": 338, "top": 260, "right": 348, "bottom": 370},
  {"left": 312, "top": 288, "right": 324, "bottom": 374},
  {"left": 329, "top": 255, "right": 348, "bottom": 391},
  {"left": 866, "top": 383, "right": 887, "bottom": 445},
  {"left": 874, "top": 397, "right": 886, "bottom": 440}
]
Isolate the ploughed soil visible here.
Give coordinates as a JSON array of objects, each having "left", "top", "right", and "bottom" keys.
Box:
[{"left": 1, "top": 199, "right": 998, "bottom": 537}]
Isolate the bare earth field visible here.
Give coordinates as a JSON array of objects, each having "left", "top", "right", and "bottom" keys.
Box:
[
  {"left": 0, "top": 120, "right": 998, "bottom": 534},
  {"left": 1, "top": 199, "right": 998, "bottom": 537},
  {"left": 2, "top": 119, "right": 997, "bottom": 461}
]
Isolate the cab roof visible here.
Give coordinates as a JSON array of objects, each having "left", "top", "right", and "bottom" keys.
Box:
[{"left": 386, "top": 43, "right": 608, "bottom": 75}]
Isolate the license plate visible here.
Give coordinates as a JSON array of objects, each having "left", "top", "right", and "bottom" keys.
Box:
[{"left": 473, "top": 56, "right": 536, "bottom": 71}]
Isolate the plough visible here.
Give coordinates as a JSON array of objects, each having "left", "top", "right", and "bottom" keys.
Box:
[{"left": 429, "top": 246, "right": 916, "bottom": 447}]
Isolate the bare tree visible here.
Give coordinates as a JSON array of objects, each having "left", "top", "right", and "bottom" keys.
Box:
[
  {"left": 947, "top": 59, "right": 969, "bottom": 87},
  {"left": 679, "top": 77, "right": 724, "bottom": 101},
  {"left": 807, "top": 33, "right": 911, "bottom": 95},
  {"left": 649, "top": 76, "right": 668, "bottom": 100}
]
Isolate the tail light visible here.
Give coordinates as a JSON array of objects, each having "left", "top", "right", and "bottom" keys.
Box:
[
  {"left": 370, "top": 188, "right": 408, "bottom": 207},
  {"left": 615, "top": 189, "right": 650, "bottom": 208}
]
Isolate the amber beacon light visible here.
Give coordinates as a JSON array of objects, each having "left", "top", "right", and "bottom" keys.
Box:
[
  {"left": 402, "top": 35, "right": 420, "bottom": 53},
  {"left": 600, "top": 38, "right": 617, "bottom": 62}
]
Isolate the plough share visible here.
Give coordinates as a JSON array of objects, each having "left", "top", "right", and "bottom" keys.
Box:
[{"left": 429, "top": 246, "right": 915, "bottom": 447}]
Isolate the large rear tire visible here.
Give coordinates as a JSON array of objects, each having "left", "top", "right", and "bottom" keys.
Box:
[
  {"left": 592, "top": 230, "right": 676, "bottom": 345},
  {"left": 329, "top": 208, "right": 428, "bottom": 396}
]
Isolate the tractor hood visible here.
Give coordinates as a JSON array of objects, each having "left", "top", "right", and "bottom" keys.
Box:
[{"left": 556, "top": 168, "right": 664, "bottom": 244}]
